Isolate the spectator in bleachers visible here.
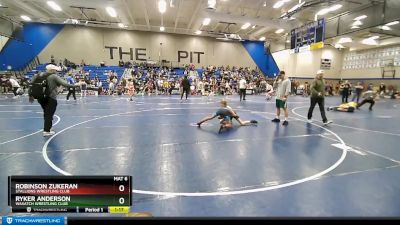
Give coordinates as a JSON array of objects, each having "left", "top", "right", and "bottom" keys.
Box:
[{"left": 96, "top": 78, "right": 103, "bottom": 96}]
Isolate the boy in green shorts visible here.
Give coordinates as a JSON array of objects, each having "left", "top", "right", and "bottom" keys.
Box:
[{"left": 271, "top": 71, "right": 291, "bottom": 126}]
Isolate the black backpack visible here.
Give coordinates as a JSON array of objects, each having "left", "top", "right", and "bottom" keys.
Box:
[{"left": 30, "top": 73, "right": 51, "bottom": 99}]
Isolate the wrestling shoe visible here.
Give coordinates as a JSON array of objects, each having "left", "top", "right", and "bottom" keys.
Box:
[
  {"left": 43, "top": 131, "right": 56, "bottom": 137},
  {"left": 271, "top": 118, "right": 280, "bottom": 123}
]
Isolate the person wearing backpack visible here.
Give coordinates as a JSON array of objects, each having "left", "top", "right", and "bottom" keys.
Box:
[{"left": 29, "top": 64, "right": 77, "bottom": 137}]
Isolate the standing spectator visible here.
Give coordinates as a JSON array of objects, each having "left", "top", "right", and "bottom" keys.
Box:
[
  {"left": 239, "top": 76, "right": 247, "bottom": 101},
  {"left": 307, "top": 70, "right": 332, "bottom": 125},
  {"left": 66, "top": 74, "right": 76, "bottom": 101},
  {"left": 29, "top": 65, "right": 76, "bottom": 136},
  {"left": 180, "top": 75, "right": 191, "bottom": 102},
  {"left": 352, "top": 82, "right": 364, "bottom": 103},
  {"left": 303, "top": 82, "right": 310, "bottom": 97},
  {"left": 341, "top": 80, "right": 351, "bottom": 103},
  {"left": 271, "top": 71, "right": 291, "bottom": 126},
  {"left": 96, "top": 78, "right": 103, "bottom": 96},
  {"left": 1, "top": 75, "right": 9, "bottom": 94},
  {"left": 379, "top": 83, "right": 386, "bottom": 96},
  {"left": 9, "top": 77, "right": 21, "bottom": 98},
  {"left": 367, "top": 83, "right": 373, "bottom": 91},
  {"left": 79, "top": 79, "right": 88, "bottom": 98},
  {"left": 265, "top": 81, "right": 274, "bottom": 100}
]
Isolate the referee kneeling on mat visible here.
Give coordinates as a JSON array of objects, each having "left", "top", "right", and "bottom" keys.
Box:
[
  {"left": 271, "top": 71, "right": 291, "bottom": 126},
  {"left": 29, "top": 64, "right": 77, "bottom": 137}
]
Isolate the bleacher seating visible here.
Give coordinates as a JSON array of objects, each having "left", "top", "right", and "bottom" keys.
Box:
[
  {"left": 82, "top": 65, "right": 125, "bottom": 90},
  {"left": 24, "top": 64, "right": 126, "bottom": 90},
  {"left": 25, "top": 64, "right": 48, "bottom": 79}
]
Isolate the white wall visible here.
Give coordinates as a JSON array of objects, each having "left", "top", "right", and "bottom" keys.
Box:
[
  {"left": 38, "top": 25, "right": 257, "bottom": 69},
  {"left": 272, "top": 47, "right": 343, "bottom": 79},
  {"left": 0, "top": 35, "right": 9, "bottom": 52}
]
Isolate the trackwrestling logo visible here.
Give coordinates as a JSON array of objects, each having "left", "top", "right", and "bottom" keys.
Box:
[{"left": 2, "top": 216, "right": 64, "bottom": 225}]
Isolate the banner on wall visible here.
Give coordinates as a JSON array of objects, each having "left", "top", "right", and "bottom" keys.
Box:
[{"left": 321, "top": 58, "right": 332, "bottom": 70}]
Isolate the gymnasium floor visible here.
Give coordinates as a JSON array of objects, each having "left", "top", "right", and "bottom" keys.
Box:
[{"left": 0, "top": 94, "right": 399, "bottom": 217}]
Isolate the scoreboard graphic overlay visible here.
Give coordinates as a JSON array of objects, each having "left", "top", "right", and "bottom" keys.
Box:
[
  {"left": 8, "top": 176, "right": 132, "bottom": 213},
  {"left": 290, "top": 18, "right": 325, "bottom": 53}
]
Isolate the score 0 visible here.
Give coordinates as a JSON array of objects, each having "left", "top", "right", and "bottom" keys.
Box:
[{"left": 114, "top": 176, "right": 130, "bottom": 206}]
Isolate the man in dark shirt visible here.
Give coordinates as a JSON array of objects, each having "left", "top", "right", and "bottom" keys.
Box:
[{"left": 180, "top": 75, "right": 191, "bottom": 102}]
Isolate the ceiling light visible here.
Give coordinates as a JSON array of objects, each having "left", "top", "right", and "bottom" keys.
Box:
[
  {"left": 118, "top": 23, "right": 125, "bottom": 28},
  {"left": 351, "top": 26, "right": 360, "bottom": 29},
  {"left": 316, "top": 8, "right": 331, "bottom": 16},
  {"left": 203, "top": 18, "right": 211, "bottom": 26},
  {"left": 158, "top": 0, "right": 167, "bottom": 14},
  {"left": 273, "top": 1, "right": 285, "bottom": 9},
  {"left": 208, "top": 0, "right": 216, "bottom": 9},
  {"left": 20, "top": 15, "right": 31, "bottom": 21},
  {"left": 160, "top": 26, "right": 165, "bottom": 31},
  {"left": 288, "top": 1, "right": 305, "bottom": 13},
  {"left": 329, "top": 4, "right": 342, "bottom": 11},
  {"left": 47, "top": 1, "right": 62, "bottom": 11},
  {"left": 362, "top": 38, "right": 378, "bottom": 46},
  {"left": 241, "top": 23, "right": 251, "bottom": 29},
  {"left": 275, "top": 28, "right": 284, "bottom": 34},
  {"left": 335, "top": 43, "right": 345, "bottom": 49},
  {"left": 381, "top": 25, "right": 391, "bottom": 30},
  {"left": 337, "top": 37, "right": 352, "bottom": 44},
  {"left": 263, "top": 1, "right": 267, "bottom": 7},
  {"left": 252, "top": 25, "right": 256, "bottom": 29},
  {"left": 230, "top": 34, "right": 235, "bottom": 38},
  {"left": 352, "top": 20, "right": 363, "bottom": 26},
  {"left": 370, "top": 36, "right": 379, "bottom": 40},
  {"left": 385, "top": 21, "right": 399, "bottom": 26},
  {"left": 170, "top": 0, "right": 175, "bottom": 8},
  {"left": 259, "top": 37, "right": 266, "bottom": 41},
  {"left": 286, "top": 40, "right": 290, "bottom": 43},
  {"left": 315, "top": 4, "right": 342, "bottom": 20},
  {"left": 71, "top": 19, "right": 79, "bottom": 24},
  {"left": 354, "top": 15, "right": 367, "bottom": 21},
  {"left": 106, "top": 7, "right": 117, "bottom": 17},
  {"left": 195, "top": 30, "right": 202, "bottom": 35}
]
